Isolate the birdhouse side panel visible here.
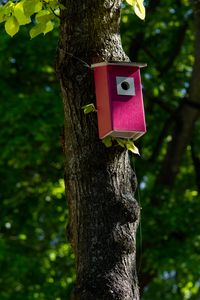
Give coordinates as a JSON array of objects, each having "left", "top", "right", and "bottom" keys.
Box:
[{"left": 93, "top": 66, "right": 112, "bottom": 139}]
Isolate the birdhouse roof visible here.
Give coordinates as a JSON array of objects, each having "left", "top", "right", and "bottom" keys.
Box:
[{"left": 91, "top": 62, "right": 147, "bottom": 68}]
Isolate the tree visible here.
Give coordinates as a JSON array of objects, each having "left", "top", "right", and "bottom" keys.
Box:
[
  {"left": 0, "top": 0, "right": 147, "bottom": 299},
  {"left": 56, "top": 1, "right": 143, "bottom": 299}
]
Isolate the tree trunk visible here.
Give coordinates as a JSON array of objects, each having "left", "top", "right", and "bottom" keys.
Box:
[{"left": 57, "top": 1, "right": 140, "bottom": 299}]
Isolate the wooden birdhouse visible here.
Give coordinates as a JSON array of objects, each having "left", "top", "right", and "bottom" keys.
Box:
[{"left": 92, "top": 62, "right": 147, "bottom": 140}]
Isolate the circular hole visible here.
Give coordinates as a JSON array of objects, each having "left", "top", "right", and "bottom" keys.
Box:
[{"left": 121, "top": 81, "right": 130, "bottom": 91}]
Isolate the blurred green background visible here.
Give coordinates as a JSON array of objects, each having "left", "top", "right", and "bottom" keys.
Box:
[{"left": 0, "top": 0, "right": 200, "bottom": 299}]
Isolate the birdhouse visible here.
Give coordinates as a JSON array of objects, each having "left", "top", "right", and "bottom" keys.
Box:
[{"left": 92, "top": 62, "right": 147, "bottom": 140}]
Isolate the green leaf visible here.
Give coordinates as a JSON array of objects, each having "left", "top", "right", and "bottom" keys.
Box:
[
  {"left": 5, "top": 16, "right": 19, "bottom": 37},
  {"left": 116, "top": 138, "right": 126, "bottom": 148},
  {"left": 126, "top": 140, "right": 140, "bottom": 155},
  {"left": 2, "top": 1, "right": 14, "bottom": 15},
  {"left": 59, "top": 3, "right": 66, "bottom": 10},
  {"left": 48, "top": 0, "right": 59, "bottom": 10},
  {"left": 14, "top": 2, "right": 31, "bottom": 25},
  {"left": 0, "top": 1, "right": 14, "bottom": 23},
  {"left": 35, "top": 9, "right": 53, "bottom": 24},
  {"left": 102, "top": 136, "right": 112, "bottom": 148},
  {"left": 134, "top": 0, "right": 145, "bottom": 20},
  {"left": 43, "top": 20, "right": 54, "bottom": 34},
  {"left": 81, "top": 103, "right": 97, "bottom": 114},
  {"left": 30, "top": 22, "right": 45, "bottom": 38},
  {"left": 29, "top": 19, "right": 54, "bottom": 38},
  {"left": 23, "top": 0, "right": 43, "bottom": 17},
  {"left": 0, "top": 9, "right": 6, "bottom": 23},
  {"left": 126, "top": 0, "right": 145, "bottom": 20}
]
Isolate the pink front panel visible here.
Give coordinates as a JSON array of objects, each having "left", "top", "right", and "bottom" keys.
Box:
[{"left": 107, "top": 65, "right": 146, "bottom": 133}]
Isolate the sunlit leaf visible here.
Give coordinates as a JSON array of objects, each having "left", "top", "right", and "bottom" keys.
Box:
[
  {"left": 2, "top": 1, "right": 14, "bottom": 15},
  {"left": 23, "top": 0, "right": 43, "bottom": 17},
  {"left": 14, "top": 2, "right": 31, "bottom": 25},
  {"left": 134, "top": 0, "right": 145, "bottom": 20},
  {"left": 30, "top": 23, "right": 45, "bottom": 38},
  {"left": 35, "top": 9, "right": 53, "bottom": 24},
  {"left": 126, "top": 140, "right": 140, "bottom": 155},
  {"left": 5, "top": 16, "right": 19, "bottom": 37},
  {"left": 43, "top": 20, "right": 54, "bottom": 34},
  {"left": 126, "top": 0, "right": 145, "bottom": 20},
  {"left": 81, "top": 103, "right": 97, "bottom": 114}
]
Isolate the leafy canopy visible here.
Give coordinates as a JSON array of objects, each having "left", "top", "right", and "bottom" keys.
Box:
[
  {"left": 0, "top": 0, "right": 145, "bottom": 38},
  {"left": 0, "top": 0, "right": 64, "bottom": 38}
]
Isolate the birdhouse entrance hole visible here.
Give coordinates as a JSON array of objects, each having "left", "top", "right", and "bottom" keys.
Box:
[{"left": 121, "top": 81, "right": 130, "bottom": 90}]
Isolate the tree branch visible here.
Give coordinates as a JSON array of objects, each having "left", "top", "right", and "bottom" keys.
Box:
[
  {"left": 159, "top": 22, "right": 188, "bottom": 75},
  {"left": 149, "top": 115, "right": 174, "bottom": 163},
  {"left": 191, "top": 141, "right": 200, "bottom": 193}
]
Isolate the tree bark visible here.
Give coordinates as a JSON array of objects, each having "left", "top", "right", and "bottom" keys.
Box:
[{"left": 57, "top": 1, "right": 140, "bottom": 299}]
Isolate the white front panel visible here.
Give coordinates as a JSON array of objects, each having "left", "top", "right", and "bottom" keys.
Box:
[{"left": 116, "top": 76, "right": 135, "bottom": 96}]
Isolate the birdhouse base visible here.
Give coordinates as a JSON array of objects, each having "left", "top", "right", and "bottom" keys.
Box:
[{"left": 102, "top": 130, "right": 145, "bottom": 140}]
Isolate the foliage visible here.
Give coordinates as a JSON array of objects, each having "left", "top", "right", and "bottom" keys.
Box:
[
  {"left": 0, "top": 0, "right": 200, "bottom": 300},
  {"left": 102, "top": 136, "right": 140, "bottom": 155},
  {"left": 0, "top": 26, "right": 75, "bottom": 299},
  {"left": 0, "top": 0, "right": 144, "bottom": 39},
  {"left": 0, "top": 0, "right": 63, "bottom": 38}
]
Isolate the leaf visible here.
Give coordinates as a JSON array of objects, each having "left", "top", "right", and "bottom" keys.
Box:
[
  {"left": 116, "top": 138, "right": 126, "bottom": 148},
  {"left": 43, "top": 20, "right": 54, "bottom": 34},
  {"left": 30, "top": 22, "right": 45, "bottom": 38},
  {"left": 0, "top": 9, "right": 6, "bottom": 23},
  {"left": 2, "top": 1, "right": 14, "bottom": 15},
  {"left": 81, "top": 103, "right": 97, "bottom": 114},
  {"left": 126, "top": 0, "right": 136, "bottom": 5},
  {"left": 35, "top": 10, "right": 53, "bottom": 24},
  {"left": 23, "top": 0, "right": 43, "bottom": 17},
  {"left": 0, "top": 1, "right": 14, "bottom": 23},
  {"left": 14, "top": 2, "right": 31, "bottom": 25},
  {"left": 48, "top": 0, "right": 59, "bottom": 10},
  {"left": 5, "top": 16, "right": 19, "bottom": 37},
  {"left": 126, "top": 0, "right": 145, "bottom": 20},
  {"left": 30, "top": 18, "right": 54, "bottom": 38},
  {"left": 102, "top": 136, "right": 112, "bottom": 148},
  {"left": 126, "top": 140, "right": 140, "bottom": 155},
  {"left": 59, "top": 3, "right": 66, "bottom": 10},
  {"left": 134, "top": 0, "right": 145, "bottom": 20}
]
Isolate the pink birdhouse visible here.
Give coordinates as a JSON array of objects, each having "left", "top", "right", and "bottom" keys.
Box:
[{"left": 92, "top": 62, "right": 147, "bottom": 140}]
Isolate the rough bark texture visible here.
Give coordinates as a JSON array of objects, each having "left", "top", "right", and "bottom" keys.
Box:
[{"left": 57, "top": 1, "right": 140, "bottom": 299}]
